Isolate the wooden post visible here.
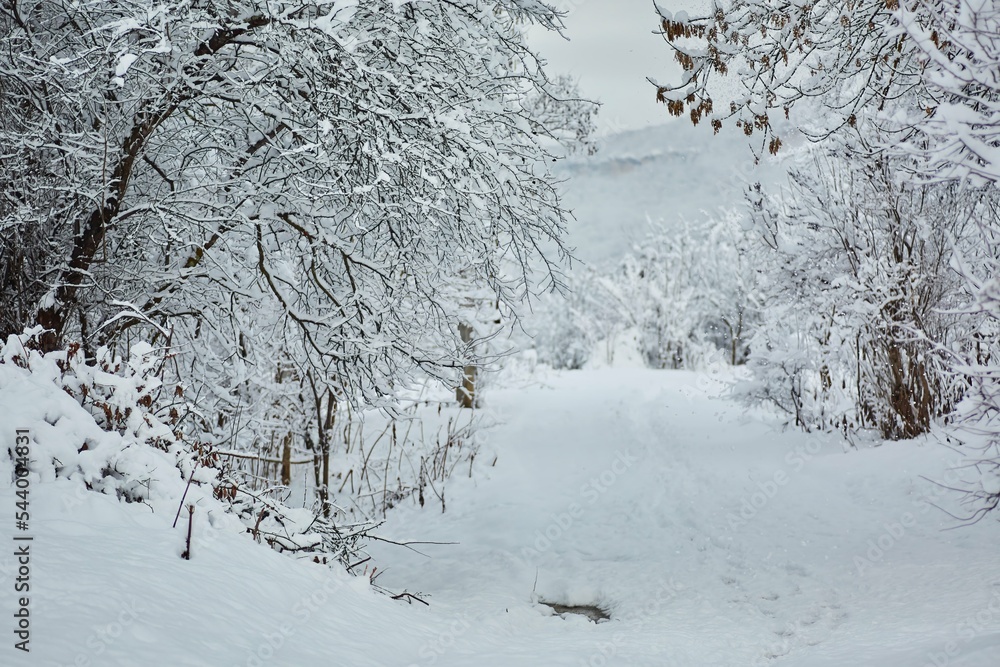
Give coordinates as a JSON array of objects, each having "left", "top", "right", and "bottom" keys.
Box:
[{"left": 280, "top": 432, "right": 292, "bottom": 486}]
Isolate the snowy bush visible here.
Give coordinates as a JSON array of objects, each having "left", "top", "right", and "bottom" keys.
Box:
[
  {"left": 529, "top": 213, "right": 760, "bottom": 371},
  {"left": 899, "top": 0, "right": 1000, "bottom": 514},
  {"left": 740, "top": 150, "right": 992, "bottom": 440},
  {"left": 1, "top": 328, "right": 196, "bottom": 505},
  {"left": 948, "top": 234, "right": 1000, "bottom": 520},
  {"left": 214, "top": 377, "right": 489, "bottom": 521},
  {"left": 0, "top": 329, "right": 384, "bottom": 569}
]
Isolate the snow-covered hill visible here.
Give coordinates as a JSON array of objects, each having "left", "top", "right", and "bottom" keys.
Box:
[{"left": 557, "top": 122, "right": 787, "bottom": 267}]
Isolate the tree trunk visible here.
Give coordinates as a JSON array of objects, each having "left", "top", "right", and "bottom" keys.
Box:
[{"left": 456, "top": 322, "right": 477, "bottom": 408}]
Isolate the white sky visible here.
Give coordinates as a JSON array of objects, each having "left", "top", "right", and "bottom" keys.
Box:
[{"left": 526, "top": 1, "right": 697, "bottom": 135}]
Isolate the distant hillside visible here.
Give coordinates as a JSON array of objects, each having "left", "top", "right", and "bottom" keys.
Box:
[{"left": 556, "top": 121, "right": 788, "bottom": 268}]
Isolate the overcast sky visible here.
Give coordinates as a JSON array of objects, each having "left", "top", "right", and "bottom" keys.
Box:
[{"left": 526, "top": 1, "right": 697, "bottom": 135}]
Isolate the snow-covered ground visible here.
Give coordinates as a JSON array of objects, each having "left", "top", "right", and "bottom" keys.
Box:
[{"left": 4, "top": 367, "right": 1000, "bottom": 666}]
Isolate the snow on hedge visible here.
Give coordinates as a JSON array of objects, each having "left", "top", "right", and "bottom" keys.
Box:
[
  {"left": 0, "top": 329, "right": 371, "bottom": 568},
  {"left": 0, "top": 330, "right": 217, "bottom": 513}
]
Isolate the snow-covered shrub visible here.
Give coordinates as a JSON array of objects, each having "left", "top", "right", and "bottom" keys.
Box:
[
  {"left": 212, "top": 376, "right": 489, "bottom": 521},
  {"left": 164, "top": 292, "right": 495, "bottom": 522},
  {"left": 947, "top": 228, "right": 1000, "bottom": 520},
  {"left": 741, "top": 151, "right": 992, "bottom": 439},
  {"left": 0, "top": 328, "right": 194, "bottom": 504},
  {"left": 529, "top": 268, "right": 621, "bottom": 370},
  {"left": 898, "top": 0, "right": 1000, "bottom": 515},
  {"left": 328, "top": 396, "right": 488, "bottom": 517},
  {"left": 0, "top": 329, "right": 379, "bottom": 568},
  {"left": 529, "top": 212, "right": 760, "bottom": 371}
]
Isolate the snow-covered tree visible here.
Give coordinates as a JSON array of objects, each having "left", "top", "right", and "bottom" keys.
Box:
[
  {"left": 651, "top": 0, "right": 1000, "bottom": 459},
  {"left": 528, "top": 213, "right": 760, "bottom": 371},
  {"left": 743, "top": 149, "right": 991, "bottom": 438},
  {"left": 652, "top": 0, "right": 927, "bottom": 154},
  {"left": 1, "top": 0, "right": 590, "bottom": 516},
  {"left": 521, "top": 73, "right": 600, "bottom": 157},
  {"left": 653, "top": 0, "right": 1000, "bottom": 177},
  {"left": 894, "top": 1, "right": 1000, "bottom": 184}
]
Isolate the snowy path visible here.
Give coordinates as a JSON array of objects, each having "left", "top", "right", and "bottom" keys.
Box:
[
  {"left": 370, "top": 369, "right": 1000, "bottom": 666},
  {"left": 4, "top": 368, "right": 1000, "bottom": 666}
]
